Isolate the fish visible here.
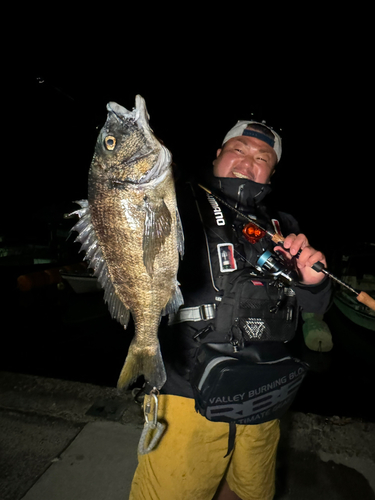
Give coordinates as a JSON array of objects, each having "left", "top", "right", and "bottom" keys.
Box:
[{"left": 71, "top": 95, "right": 184, "bottom": 390}]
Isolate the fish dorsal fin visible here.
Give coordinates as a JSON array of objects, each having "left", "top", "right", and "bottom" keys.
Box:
[
  {"left": 70, "top": 200, "right": 130, "bottom": 328},
  {"left": 143, "top": 198, "right": 172, "bottom": 275}
]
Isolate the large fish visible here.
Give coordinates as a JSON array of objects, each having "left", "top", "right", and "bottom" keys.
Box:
[{"left": 71, "top": 95, "right": 184, "bottom": 390}]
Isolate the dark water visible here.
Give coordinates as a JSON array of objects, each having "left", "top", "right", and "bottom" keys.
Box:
[{"left": 1, "top": 262, "right": 374, "bottom": 423}]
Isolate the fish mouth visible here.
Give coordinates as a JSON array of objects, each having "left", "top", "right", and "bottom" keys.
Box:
[{"left": 107, "top": 95, "right": 152, "bottom": 134}]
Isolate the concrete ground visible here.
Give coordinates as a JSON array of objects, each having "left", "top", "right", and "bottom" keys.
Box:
[{"left": 1, "top": 371, "right": 374, "bottom": 500}]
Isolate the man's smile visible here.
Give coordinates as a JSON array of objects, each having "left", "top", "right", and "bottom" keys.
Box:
[{"left": 233, "top": 170, "right": 252, "bottom": 180}]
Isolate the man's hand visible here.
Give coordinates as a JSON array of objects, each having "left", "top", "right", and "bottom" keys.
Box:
[{"left": 275, "top": 233, "right": 327, "bottom": 285}]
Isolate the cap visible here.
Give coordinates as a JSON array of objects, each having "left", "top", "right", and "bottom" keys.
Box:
[{"left": 223, "top": 120, "right": 282, "bottom": 163}]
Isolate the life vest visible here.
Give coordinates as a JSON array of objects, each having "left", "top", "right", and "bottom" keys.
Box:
[{"left": 169, "top": 181, "right": 299, "bottom": 344}]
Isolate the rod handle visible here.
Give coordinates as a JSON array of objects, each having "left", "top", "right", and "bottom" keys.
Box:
[{"left": 357, "top": 291, "right": 375, "bottom": 312}]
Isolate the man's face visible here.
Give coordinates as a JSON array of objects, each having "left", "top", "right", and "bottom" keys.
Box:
[{"left": 212, "top": 134, "right": 277, "bottom": 184}]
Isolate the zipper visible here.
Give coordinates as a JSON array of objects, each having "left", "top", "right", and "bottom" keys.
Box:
[
  {"left": 198, "top": 356, "right": 238, "bottom": 391},
  {"left": 235, "top": 184, "right": 245, "bottom": 211},
  {"left": 254, "top": 186, "right": 265, "bottom": 202}
]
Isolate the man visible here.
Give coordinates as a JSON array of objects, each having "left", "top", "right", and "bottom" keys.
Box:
[
  {"left": 129, "top": 120, "right": 331, "bottom": 500},
  {"left": 212, "top": 122, "right": 327, "bottom": 286}
]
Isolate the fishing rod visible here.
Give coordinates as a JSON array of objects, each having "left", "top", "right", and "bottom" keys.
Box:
[{"left": 198, "top": 184, "right": 375, "bottom": 312}]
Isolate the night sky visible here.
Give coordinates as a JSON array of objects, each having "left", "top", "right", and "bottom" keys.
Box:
[{"left": 6, "top": 32, "right": 373, "bottom": 264}]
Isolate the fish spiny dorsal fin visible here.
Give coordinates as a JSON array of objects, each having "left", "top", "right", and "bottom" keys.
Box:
[
  {"left": 143, "top": 198, "right": 172, "bottom": 275},
  {"left": 70, "top": 200, "right": 130, "bottom": 328}
]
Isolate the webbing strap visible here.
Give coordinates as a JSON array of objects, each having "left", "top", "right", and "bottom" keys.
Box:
[
  {"left": 224, "top": 422, "right": 236, "bottom": 457},
  {"left": 168, "top": 304, "right": 216, "bottom": 325}
]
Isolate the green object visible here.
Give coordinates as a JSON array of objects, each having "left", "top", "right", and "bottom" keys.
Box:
[
  {"left": 302, "top": 312, "right": 333, "bottom": 352},
  {"left": 333, "top": 291, "right": 375, "bottom": 332}
]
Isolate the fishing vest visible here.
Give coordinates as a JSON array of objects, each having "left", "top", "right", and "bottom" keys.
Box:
[{"left": 169, "top": 182, "right": 299, "bottom": 344}]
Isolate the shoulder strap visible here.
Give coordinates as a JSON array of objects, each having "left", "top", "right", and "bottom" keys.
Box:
[{"left": 190, "top": 183, "right": 247, "bottom": 292}]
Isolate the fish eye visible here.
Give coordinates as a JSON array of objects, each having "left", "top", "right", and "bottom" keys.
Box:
[{"left": 104, "top": 136, "right": 116, "bottom": 150}]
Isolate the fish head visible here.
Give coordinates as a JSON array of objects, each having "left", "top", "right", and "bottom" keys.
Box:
[{"left": 90, "top": 95, "right": 171, "bottom": 185}]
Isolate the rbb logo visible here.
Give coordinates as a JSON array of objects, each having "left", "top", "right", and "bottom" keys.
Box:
[{"left": 207, "top": 375, "right": 305, "bottom": 421}]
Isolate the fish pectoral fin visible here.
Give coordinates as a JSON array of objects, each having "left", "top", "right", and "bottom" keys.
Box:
[
  {"left": 176, "top": 207, "right": 185, "bottom": 258},
  {"left": 143, "top": 198, "right": 172, "bottom": 275}
]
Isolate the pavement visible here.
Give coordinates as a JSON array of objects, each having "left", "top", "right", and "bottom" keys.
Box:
[{"left": 1, "top": 371, "right": 375, "bottom": 500}]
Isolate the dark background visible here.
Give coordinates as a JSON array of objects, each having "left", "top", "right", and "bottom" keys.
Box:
[
  {"left": 2, "top": 20, "right": 374, "bottom": 421},
  {"left": 6, "top": 31, "right": 373, "bottom": 256}
]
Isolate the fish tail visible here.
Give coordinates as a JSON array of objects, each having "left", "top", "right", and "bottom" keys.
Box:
[{"left": 117, "top": 340, "right": 167, "bottom": 391}]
